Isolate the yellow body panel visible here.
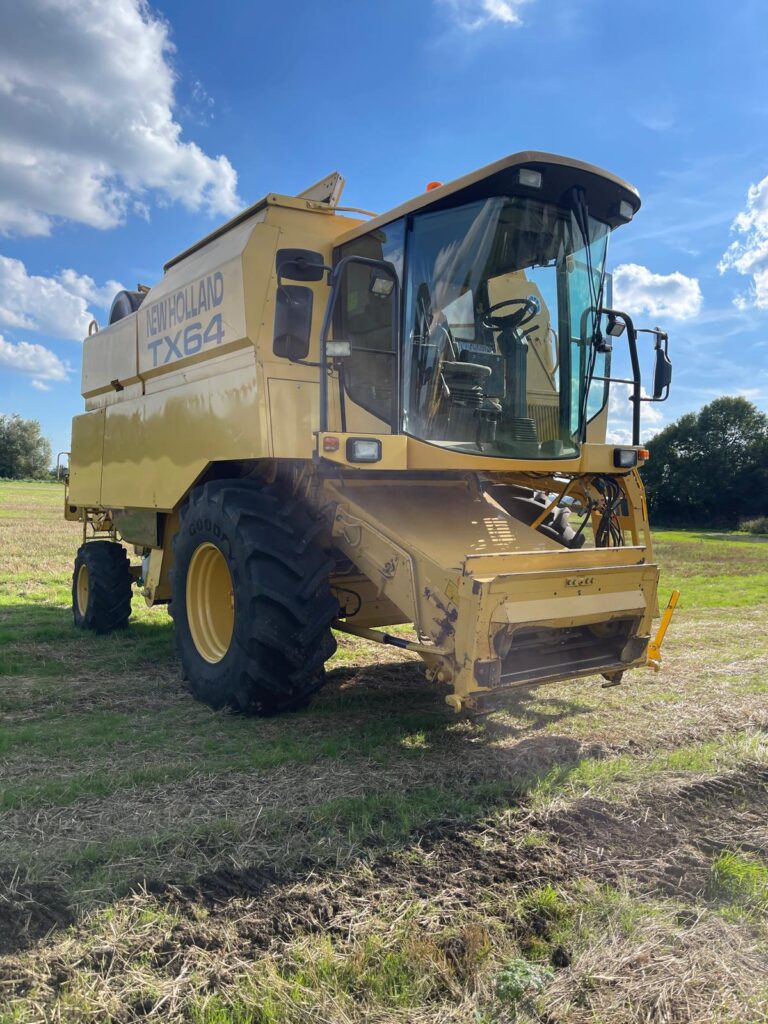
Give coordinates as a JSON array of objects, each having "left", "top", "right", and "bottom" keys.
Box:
[
  {"left": 137, "top": 217, "right": 257, "bottom": 381},
  {"left": 69, "top": 410, "right": 105, "bottom": 507},
  {"left": 330, "top": 480, "right": 560, "bottom": 570},
  {"left": 269, "top": 378, "right": 319, "bottom": 459},
  {"left": 82, "top": 316, "right": 140, "bottom": 402},
  {"left": 75, "top": 204, "right": 366, "bottom": 510},
  {"left": 317, "top": 432, "right": 645, "bottom": 477},
  {"left": 100, "top": 356, "right": 263, "bottom": 510}
]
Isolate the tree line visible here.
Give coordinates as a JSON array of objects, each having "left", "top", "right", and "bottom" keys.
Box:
[
  {"left": 642, "top": 397, "right": 768, "bottom": 527},
  {"left": 0, "top": 414, "right": 53, "bottom": 479}
]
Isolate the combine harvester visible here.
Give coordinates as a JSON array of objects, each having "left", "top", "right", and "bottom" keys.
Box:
[{"left": 65, "top": 152, "right": 679, "bottom": 713}]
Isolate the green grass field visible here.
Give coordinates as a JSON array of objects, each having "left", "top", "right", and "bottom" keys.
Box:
[{"left": 1, "top": 480, "right": 767, "bottom": 1023}]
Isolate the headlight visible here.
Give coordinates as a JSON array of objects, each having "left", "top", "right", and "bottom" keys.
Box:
[
  {"left": 346, "top": 438, "right": 382, "bottom": 463},
  {"left": 613, "top": 448, "right": 638, "bottom": 469}
]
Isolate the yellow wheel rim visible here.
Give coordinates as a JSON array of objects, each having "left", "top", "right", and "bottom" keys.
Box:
[
  {"left": 76, "top": 563, "right": 90, "bottom": 615},
  {"left": 186, "top": 542, "right": 234, "bottom": 664}
]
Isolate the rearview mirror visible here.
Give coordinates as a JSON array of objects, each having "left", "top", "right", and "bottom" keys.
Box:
[
  {"left": 276, "top": 248, "right": 327, "bottom": 283},
  {"left": 273, "top": 285, "right": 313, "bottom": 360},
  {"left": 653, "top": 343, "right": 672, "bottom": 400}
]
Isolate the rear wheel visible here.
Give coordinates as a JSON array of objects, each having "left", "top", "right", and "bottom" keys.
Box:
[
  {"left": 170, "top": 481, "right": 338, "bottom": 714},
  {"left": 72, "top": 541, "right": 133, "bottom": 632}
]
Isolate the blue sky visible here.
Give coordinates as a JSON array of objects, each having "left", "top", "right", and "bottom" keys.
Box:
[{"left": 1, "top": 0, "right": 767, "bottom": 455}]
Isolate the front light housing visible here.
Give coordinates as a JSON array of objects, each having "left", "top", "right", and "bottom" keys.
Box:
[
  {"left": 613, "top": 447, "right": 639, "bottom": 469},
  {"left": 346, "top": 437, "right": 382, "bottom": 463},
  {"left": 326, "top": 340, "right": 351, "bottom": 357}
]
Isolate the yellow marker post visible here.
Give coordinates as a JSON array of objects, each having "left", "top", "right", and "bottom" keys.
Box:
[{"left": 647, "top": 589, "right": 681, "bottom": 670}]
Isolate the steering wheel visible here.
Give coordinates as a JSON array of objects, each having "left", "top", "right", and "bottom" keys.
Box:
[{"left": 482, "top": 297, "right": 539, "bottom": 333}]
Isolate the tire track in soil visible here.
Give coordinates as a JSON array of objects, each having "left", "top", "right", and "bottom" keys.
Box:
[
  {"left": 541, "top": 761, "right": 768, "bottom": 899},
  {"left": 117, "top": 763, "right": 768, "bottom": 954},
  {"left": 2, "top": 763, "right": 766, "bottom": 963}
]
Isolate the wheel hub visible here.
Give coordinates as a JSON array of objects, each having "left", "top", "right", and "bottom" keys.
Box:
[
  {"left": 186, "top": 542, "right": 234, "bottom": 663},
  {"left": 76, "top": 563, "right": 89, "bottom": 615}
]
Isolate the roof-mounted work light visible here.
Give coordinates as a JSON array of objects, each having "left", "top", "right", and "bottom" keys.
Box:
[
  {"left": 606, "top": 312, "right": 626, "bottom": 337},
  {"left": 516, "top": 168, "right": 543, "bottom": 189},
  {"left": 369, "top": 270, "right": 395, "bottom": 297},
  {"left": 611, "top": 199, "right": 636, "bottom": 224}
]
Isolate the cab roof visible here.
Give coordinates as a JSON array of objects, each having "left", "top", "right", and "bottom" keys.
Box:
[{"left": 335, "top": 150, "right": 641, "bottom": 246}]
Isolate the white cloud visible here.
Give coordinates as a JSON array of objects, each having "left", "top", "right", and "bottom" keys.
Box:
[
  {"left": 0, "top": 335, "right": 72, "bottom": 386},
  {"left": 0, "top": 256, "right": 123, "bottom": 340},
  {"left": 634, "top": 109, "right": 675, "bottom": 132},
  {"left": 0, "top": 0, "right": 241, "bottom": 237},
  {"left": 718, "top": 174, "right": 768, "bottom": 308},
  {"left": 438, "top": 0, "right": 529, "bottom": 30},
  {"left": 56, "top": 268, "right": 125, "bottom": 312},
  {"left": 612, "top": 263, "right": 702, "bottom": 321},
  {"left": 606, "top": 383, "right": 665, "bottom": 445}
]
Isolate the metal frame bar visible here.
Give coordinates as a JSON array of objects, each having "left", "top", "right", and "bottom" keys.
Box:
[
  {"left": 332, "top": 619, "right": 449, "bottom": 657},
  {"left": 585, "top": 307, "right": 642, "bottom": 444}
]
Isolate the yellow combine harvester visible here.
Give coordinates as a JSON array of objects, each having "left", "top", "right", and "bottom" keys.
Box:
[{"left": 66, "top": 152, "right": 677, "bottom": 713}]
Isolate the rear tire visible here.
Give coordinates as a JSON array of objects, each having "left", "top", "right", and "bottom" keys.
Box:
[
  {"left": 72, "top": 541, "right": 133, "bottom": 632},
  {"left": 170, "top": 481, "right": 338, "bottom": 715}
]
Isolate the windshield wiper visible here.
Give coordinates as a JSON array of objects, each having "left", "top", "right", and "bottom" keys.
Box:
[{"left": 568, "top": 187, "right": 607, "bottom": 440}]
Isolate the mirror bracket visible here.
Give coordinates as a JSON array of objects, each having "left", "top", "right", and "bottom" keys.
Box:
[{"left": 275, "top": 248, "right": 330, "bottom": 284}]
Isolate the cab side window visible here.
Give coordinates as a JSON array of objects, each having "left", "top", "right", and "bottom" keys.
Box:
[{"left": 336, "top": 219, "right": 405, "bottom": 427}]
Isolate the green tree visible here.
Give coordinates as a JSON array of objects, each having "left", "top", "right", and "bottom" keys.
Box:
[
  {"left": 0, "top": 414, "right": 53, "bottom": 479},
  {"left": 642, "top": 397, "right": 768, "bottom": 525}
]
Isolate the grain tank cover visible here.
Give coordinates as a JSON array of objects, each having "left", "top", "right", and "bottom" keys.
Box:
[{"left": 164, "top": 170, "right": 346, "bottom": 272}]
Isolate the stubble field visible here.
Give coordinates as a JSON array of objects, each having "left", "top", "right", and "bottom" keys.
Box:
[{"left": 1, "top": 479, "right": 767, "bottom": 1023}]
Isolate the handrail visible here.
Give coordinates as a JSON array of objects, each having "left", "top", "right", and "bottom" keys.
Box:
[{"left": 580, "top": 306, "right": 641, "bottom": 444}]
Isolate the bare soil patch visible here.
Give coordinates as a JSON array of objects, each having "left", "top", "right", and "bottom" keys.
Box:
[{"left": 0, "top": 876, "right": 73, "bottom": 956}]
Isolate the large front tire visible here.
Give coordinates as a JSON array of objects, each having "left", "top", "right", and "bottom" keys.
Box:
[{"left": 170, "top": 481, "right": 338, "bottom": 715}]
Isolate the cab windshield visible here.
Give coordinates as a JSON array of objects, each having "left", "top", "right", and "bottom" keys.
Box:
[{"left": 402, "top": 196, "right": 610, "bottom": 458}]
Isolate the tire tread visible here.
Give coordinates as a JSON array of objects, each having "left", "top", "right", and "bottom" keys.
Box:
[
  {"left": 170, "top": 480, "right": 338, "bottom": 715},
  {"left": 72, "top": 541, "right": 132, "bottom": 633}
]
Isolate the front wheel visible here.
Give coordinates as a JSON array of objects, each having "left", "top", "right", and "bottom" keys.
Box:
[{"left": 170, "top": 481, "right": 338, "bottom": 715}]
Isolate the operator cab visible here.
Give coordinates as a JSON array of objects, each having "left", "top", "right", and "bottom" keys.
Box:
[{"left": 281, "top": 152, "right": 671, "bottom": 461}]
